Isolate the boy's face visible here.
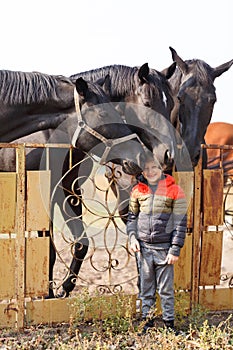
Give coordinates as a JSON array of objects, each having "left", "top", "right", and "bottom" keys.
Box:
[{"left": 142, "top": 159, "right": 162, "bottom": 185}]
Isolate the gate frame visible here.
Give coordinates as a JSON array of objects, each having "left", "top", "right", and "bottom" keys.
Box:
[{"left": 0, "top": 143, "right": 233, "bottom": 329}]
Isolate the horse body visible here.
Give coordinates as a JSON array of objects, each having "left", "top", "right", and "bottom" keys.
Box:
[
  {"left": 169, "top": 47, "right": 233, "bottom": 168},
  {"left": 0, "top": 72, "right": 147, "bottom": 297},
  {"left": 205, "top": 122, "right": 233, "bottom": 183}
]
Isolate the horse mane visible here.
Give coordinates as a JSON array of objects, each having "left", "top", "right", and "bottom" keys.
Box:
[
  {"left": 71, "top": 64, "right": 171, "bottom": 100},
  {"left": 70, "top": 65, "right": 139, "bottom": 97},
  {"left": 0, "top": 70, "right": 72, "bottom": 105}
]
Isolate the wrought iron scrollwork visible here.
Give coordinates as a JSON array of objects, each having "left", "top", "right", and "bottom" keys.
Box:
[{"left": 51, "top": 154, "right": 138, "bottom": 295}]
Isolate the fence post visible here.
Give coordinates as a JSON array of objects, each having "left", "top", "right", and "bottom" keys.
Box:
[
  {"left": 191, "top": 153, "right": 203, "bottom": 309},
  {"left": 15, "top": 144, "right": 26, "bottom": 329}
]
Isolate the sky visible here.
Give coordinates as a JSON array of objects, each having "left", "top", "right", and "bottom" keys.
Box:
[{"left": 1, "top": 0, "right": 232, "bottom": 124}]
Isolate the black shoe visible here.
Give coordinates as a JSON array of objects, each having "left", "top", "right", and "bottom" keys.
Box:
[
  {"left": 163, "top": 319, "right": 174, "bottom": 330},
  {"left": 163, "top": 319, "right": 180, "bottom": 335},
  {"left": 138, "top": 318, "right": 155, "bottom": 335}
]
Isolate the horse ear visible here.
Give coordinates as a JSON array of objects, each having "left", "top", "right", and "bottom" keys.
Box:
[
  {"left": 96, "top": 74, "right": 111, "bottom": 94},
  {"left": 169, "top": 47, "right": 188, "bottom": 73},
  {"left": 102, "top": 74, "right": 111, "bottom": 94},
  {"left": 138, "top": 63, "right": 149, "bottom": 83},
  {"left": 160, "top": 62, "right": 177, "bottom": 79},
  {"left": 75, "top": 77, "right": 88, "bottom": 97},
  {"left": 212, "top": 59, "right": 233, "bottom": 79}
]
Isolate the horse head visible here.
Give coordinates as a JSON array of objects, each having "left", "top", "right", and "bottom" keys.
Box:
[
  {"left": 70, "top": 64, "right": 177, "bottom": 172},
  {"left": 133, "top": 62, "right": 176, "bottom": 118},
  {"left": 72, "top": 77, "right": 146, "bottom": 175},
  {"left": 169, "top": 47, "right": 233, "bottom": 168}
]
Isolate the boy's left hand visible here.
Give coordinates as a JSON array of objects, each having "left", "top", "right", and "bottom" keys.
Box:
[{"left": 166, "top": 254, "right": 179, "bottom": 265}]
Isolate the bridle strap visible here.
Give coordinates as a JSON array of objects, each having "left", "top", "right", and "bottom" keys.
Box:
[{"left": 71, "top": 88, "right": 143, "bottom": 164}]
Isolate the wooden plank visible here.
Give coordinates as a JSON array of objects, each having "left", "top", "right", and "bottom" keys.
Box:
[
  {"left": 199, "top": 288, "right": 233, "bottom": 310},
  {"left": 26, "top": 171, "right": 51, "bottom": 231},
  {"left": 25, "top": 237, "right": 50, "bottom": 297},
  {"left": 203, "top": 169, "right": 224, "bottom": 226},
  {"left": 0, "top": 239, "right": 16, "bottom": 298},
  {"left": 0, "top": 302, "right": 17, "bottom": 328},
  {"left": 26, "top": 294, "right": 137, "bottom": 325},
  {"left": 0, "top": 173, "right": 16, "bottom": 233},
  {"left": 199, "top": 231, "right": 223, "bottom": 286},
  {"left": 174, "top": 233, "right": 192, "bottom": 290},
  {"left": 173, "top": 171, "right": 194, "bottom": 228}
]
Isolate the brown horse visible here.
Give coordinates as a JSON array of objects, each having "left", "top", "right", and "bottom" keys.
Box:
[{"left": 205, "top": 122, "right": 233, "bottom": 184}]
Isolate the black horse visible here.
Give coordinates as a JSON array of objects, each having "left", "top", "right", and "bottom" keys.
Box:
[
  {"left": 0, "top": 72, "right": 147, "bottom": 298},
  {"left": 0, "top": 70, "right": 75, "bottom": 142},
  {"left": 70, "top": 63, "right": 178, "bottom": 167},
  {"left": 169, "top": 47, "right": 233, "bottom": 168}
]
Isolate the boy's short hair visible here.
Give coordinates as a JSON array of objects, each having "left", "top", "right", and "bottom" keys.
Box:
[{"left": 144, "top": 151, "right": 161, "bottom": 168}]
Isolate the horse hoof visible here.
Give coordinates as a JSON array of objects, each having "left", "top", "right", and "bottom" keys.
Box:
[{"left": 55, "top": 290, "right": 69, "bottom": 298}]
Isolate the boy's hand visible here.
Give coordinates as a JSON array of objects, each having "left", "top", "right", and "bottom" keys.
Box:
[
  {"left": 167, "top": 253, "right": 179, "bottom": 265},
  {"left": 130, "top": 237, "right": 140, "bottom": 252}
]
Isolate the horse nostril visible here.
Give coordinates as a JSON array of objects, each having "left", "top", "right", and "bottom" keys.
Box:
[{"left": 144, "top": 101, "right": 151, "bottom": 108}]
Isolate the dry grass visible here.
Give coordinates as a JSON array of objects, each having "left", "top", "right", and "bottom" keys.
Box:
[{"left": 1, "top": 311, "right": 233, "bottom": 349}]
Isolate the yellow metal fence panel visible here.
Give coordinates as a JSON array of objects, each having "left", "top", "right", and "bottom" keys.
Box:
[
  {"left": 25, "top": 237, "right": 50, "bottom": 297},
  {"left": 0, "top": 173, "right": 16, "bottom": 233},
  {"left": 173, "top": 171, "right": 194, "bottom": 228},
  {"left": 203, "top": 169, "right": 224, "bottom": 226},
  {"left": 199, "top": 231, "right": 223, "bottom": 286},
  {"left": 0, "top": 302, "right": 17, "bottom": 328},
  {"left": 0, "top": 239, "right": 16, "bottom": 298},
  {"left": 199, "top": 288, "right": 233, "bottom": 310},
  {"left": 174, "top": 233, "right": 192, "bottom": 290},
  {"left": 26, "top": 171, "right": 51, "bottom": 231},
  {"left": 25, "top": 294, "right": 137, "bottom": 325}
]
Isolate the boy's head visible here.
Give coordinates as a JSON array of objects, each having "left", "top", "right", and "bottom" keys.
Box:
[{"left": 142, "top": 154, "right": 162, "bottom": 185}]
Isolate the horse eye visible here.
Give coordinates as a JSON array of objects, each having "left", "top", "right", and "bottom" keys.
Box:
[
  {"left": 99, "top": 111, "right": 108, "bottom": 118},
  {"left": 137, "top": 85, "right": 143, "bottom": 93},
  {"left": 177, "top": 95, "right": 182, "bottom": 103}
]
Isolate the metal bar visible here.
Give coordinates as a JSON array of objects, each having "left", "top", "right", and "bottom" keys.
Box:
[
  {"left": 190, "top": 152, "right": 203, "bottom": 309},
  {"left": 15, "top": 144, "right": 26, "bottom": 330},
  {"left": 204, "top": 144, "right": 233, "bottom": 150},
  {"left": 0, "top": 143, "right": 72, "bottom": 149}
]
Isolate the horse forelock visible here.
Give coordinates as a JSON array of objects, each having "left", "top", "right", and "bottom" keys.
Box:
[
  {"left": 86, "top": 80, "right": 111, "bottom": 103},
  {"left": 0, "top": 70, "right": 69, "bottom": 105},
  {"left": 185, "top": 59, "right": 213, "bottom": 86}
]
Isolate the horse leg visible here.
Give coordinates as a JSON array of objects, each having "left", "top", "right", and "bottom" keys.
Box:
[
  {"left": 54, "top": 152, "right": 93, "bottom": 297},
  {"left": 38, "top": 227, "right": 56, "bottom": 298},
  {"left": 61, "top": 210, "right": 89, "bottom": 297}
]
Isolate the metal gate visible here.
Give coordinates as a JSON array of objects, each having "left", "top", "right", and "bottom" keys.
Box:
[{"left": 0, "top": 143, "right": 232, "bottom": 329}]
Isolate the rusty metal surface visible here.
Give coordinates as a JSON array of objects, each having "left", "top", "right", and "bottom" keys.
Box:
[
  {"left": 203, "top": 169, "right": 224, "bottom": 226},
  {"left": 0, "top": 173, "right": 16, "bottom": 233},
  {"left": 199, "top": 231, "right": 223, "bottom": 286}
]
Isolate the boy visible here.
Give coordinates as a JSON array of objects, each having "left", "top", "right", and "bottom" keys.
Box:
[{"left": 126, "top": 154, "right": 187, "bottom": 332}]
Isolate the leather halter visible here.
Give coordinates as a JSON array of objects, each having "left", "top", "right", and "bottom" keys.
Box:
[{"left": 71, "top": 88, "right": 143, "bottom": 164}]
